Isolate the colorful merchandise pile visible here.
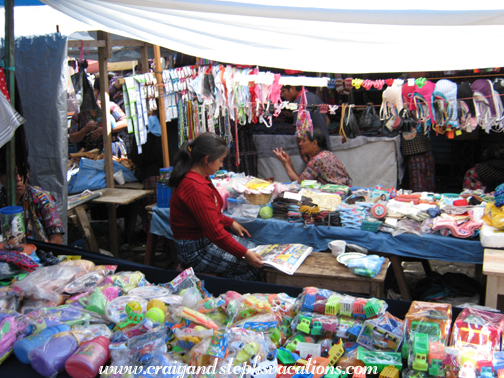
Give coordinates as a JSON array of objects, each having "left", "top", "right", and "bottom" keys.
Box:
[{"left": 1, "top": 249, "right": 504, "bottom": 378}]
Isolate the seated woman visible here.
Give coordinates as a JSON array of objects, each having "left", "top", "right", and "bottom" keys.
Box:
[
  {"left": 0, "top": 163, "right": 64, "bottom": 244},
  {"left": 169, "top": 132, "right": 265, "bottom": 281},
  {"left": 273, "top": 128, "right": 352, "bottom": 185}
]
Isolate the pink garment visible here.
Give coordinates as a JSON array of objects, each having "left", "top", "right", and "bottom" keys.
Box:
[{"left": 412, "top": 81, "right": 436, "bottom": 122}]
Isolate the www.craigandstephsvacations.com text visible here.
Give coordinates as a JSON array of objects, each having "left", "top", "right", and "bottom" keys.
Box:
[{"left": 98, "top": 357, "right": 378, "bottom": 377}]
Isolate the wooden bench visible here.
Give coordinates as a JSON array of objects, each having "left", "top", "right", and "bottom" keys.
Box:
[
  {"left": 483, "top": 248, "right": 504, "bottom": 310},
  {"left": 264, "top": 252, "right": 390, "bottom": 297}
]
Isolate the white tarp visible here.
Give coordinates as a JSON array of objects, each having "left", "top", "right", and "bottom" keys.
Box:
[{"left": 37, "top": 0, "right": 504, "bottom": 73}]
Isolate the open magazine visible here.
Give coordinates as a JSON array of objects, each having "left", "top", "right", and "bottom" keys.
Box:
[
  {"left": 68, "top": 189, "right": 102, "bottom": 210},
  {"left": 250, "top": 244, "right": 313, "bottom": 275}
]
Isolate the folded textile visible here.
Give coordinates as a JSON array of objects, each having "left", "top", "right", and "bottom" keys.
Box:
[{"left": 0, "top": 250, "right": 39, "bottom": 272}]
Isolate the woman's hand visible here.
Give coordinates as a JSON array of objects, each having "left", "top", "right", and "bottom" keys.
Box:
[
  {"left": 230, "top": 221, "right": 251, "bottom": 238},
  {"left": 273, "top": 148, "right": 291, "bottom": 165},
  {"left": 244, "top": 250, "right": 264, "bottom": 268},
  {"left": 91, "top": 126, "right": 103, "bottom": 140},
  {"left": 85, "top": 120, "right": 96, "bottom": 134}
]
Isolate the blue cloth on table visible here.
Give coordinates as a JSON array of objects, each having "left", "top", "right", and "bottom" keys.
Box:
[{"left": 150, "top": 207, "right": 484, "bottom": 264}]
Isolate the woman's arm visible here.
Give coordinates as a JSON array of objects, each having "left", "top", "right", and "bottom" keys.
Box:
[
  {"left": 49, "top": 233, "right": 63, "bottom": 244},
  {"left": 69, "top": 115, "right": 94, "bottom": 144},
  {"left": 110, "top": 103, "right": 127, "bottom": 132},
  {"left": 273, "top": 148, "right": 301, "bottom": 182},
  {"left": 184, "top": 190, "right": 248, "bottom": 258}
]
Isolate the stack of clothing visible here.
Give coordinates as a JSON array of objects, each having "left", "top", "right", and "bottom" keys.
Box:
[
  {"left": 272, "top": 192, "right": 313, "bottom": 220},
  {"left": 317, "top": 210, "right": 342, "bottom": 227}
]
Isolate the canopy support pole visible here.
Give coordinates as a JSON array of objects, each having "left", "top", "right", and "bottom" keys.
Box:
[
  {"left": 153, "top": 45, "right": 170, "bottom": 167},
  {"left": 5, "top": 0, "right": 15, "bottom": 206},
  {"left": 98, "top": 30, "right": 119, "bottom": 257}
]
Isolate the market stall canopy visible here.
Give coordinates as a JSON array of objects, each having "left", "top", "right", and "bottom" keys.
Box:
[
  {"left": 0, "top": 1, "right": 93, "bottom": 37},
  {"left": 28, "top": 0, "right": 504, "bottom": 73}
]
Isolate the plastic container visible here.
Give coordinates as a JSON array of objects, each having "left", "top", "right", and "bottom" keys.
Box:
[
  {"left": 28, "top": 331, "right": 84, "bottom": 377},
  {"left": 157, "top": 181, "right": 172, "bottom": 208},
  {"left": 159, "top": 167, "right": 173, "bottom": 182},
  {"left": 0, "top": 206, "right": 26, "bottom": 249},
  {"left": 13, "top": 324, "right": 72, "bottom": 364},
  {"left": 227, "top": 197, "right": 245, "bottom": 215},
  {"left": 65, "top": 336, "right": 110, "bottom": 378}
]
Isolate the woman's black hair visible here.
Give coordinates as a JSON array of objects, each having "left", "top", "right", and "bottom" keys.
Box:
[
  {"left": 168, "top": 132, "right": 228, "bottom": 188},
  {"left": 305, "top": 127, "right": 328, "bottom": 150}
]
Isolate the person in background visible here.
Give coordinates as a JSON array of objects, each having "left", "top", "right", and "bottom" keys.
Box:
[
  {"left": 169, "top": 132, "right": 265, "bottom": 281},
  {"left": 68, "top": 79, "right": 128, "bottom": 153},
  {"left": 0, "top": 160, "right": 64, "bottom": 244},
  {"left": 281, "top": 85, "right": 331, "bottom": 161},
  {"left": 464, "top": 143, "right": 504, "bottom": 192},
  {"left": 273, "top": 128, "right": 351, "bottom": 185}
]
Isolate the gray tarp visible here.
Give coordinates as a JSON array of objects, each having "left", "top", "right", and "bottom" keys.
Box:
[
  {"left": 12, "top": 33, "right": 68, "bottom": 241},
  {"left": 253, "top": 134, "right": 404, "bottom": 188}
]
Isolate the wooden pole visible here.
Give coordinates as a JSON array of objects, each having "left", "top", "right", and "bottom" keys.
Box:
[
  {"left": 153, "top": 44, "right": 170, "bottom": 167},
  {"left": 5, "top": 0, "right": 15, "bottom": 206},
  {"left": 140, "top": 44, "right": 149, "bottom": 74},
  {"left": 97, "top": 30, "right": 119, "bottom": 257}
]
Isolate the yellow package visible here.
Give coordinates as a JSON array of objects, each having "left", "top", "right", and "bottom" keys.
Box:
[
  {"left": 245, "top": 178, "right": 272, "bottom": 190},
  {"left": 482, "top": 202, "right": 504, "bottom": 229}
]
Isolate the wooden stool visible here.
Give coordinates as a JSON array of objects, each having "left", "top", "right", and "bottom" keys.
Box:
[
  {"left": 483, "top": 248, "right": 504, "bottom": 310},
  {"left": 264, "top": 252, "right": 390, "bottom": 297}
]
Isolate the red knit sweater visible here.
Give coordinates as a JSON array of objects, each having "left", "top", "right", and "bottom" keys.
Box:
[{"left": 170, "top": 171, "right": 247, "bottom": 258}]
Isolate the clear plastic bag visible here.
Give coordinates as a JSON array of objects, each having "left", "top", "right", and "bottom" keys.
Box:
[
  {"left": 347, "top": 255, "right": 385, "bottom": 278},
  {"left": 392, "top": 218, "right": 423, "bottom": 237},
  {"left": 229, "top": 204, "right": 261, "bottom": 223}
]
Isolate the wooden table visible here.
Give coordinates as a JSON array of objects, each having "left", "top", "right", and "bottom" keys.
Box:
[
  {"left": 68, "top": 188, "right": 153, "bottom": 256},
  {"left": 265, "top": 252, "right": 390, "bottom": 297},
  {"left": 483, "top": 248, "right": 504, "bottom": 310},
  {"left": 115, "top": 181, "right": 144, "bottom": 190}
]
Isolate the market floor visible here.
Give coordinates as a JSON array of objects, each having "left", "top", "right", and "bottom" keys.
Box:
[{"left": 79, "top": 217, "right": 485, "bottom": 307}]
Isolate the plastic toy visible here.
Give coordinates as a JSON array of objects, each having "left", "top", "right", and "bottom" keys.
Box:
[
  {"left": 176, "top": 306, "right": 219, "bottom": 330},
  {"left": 477, "top": 362, "right": 495, "bottom": 378},
  {"left": 357, "top": 347, "right": 402, "bottom": 373},
  {"left": 353, "top": 298, "right": 367, "bottom": 318},
  {"left": 28, "top": 331, "right": 87, "bottom": 378},
  {"left": 114, "top": 301, "right": 145, "bottom": 331},
  {"left": 0, "top": 314, "right": 24, "bottom": 364},
  {"left": 147, "top": 299, "right": 167, "bottom": 312},
  {"left": 380, "top": 365, "right": 399, "bottom": 378},
  {"left": 233, "top": 342, "right": 259, "bottom": 365},
  {"left": 428, "top": 342, "right": 445, "bottom": 377},
  {"left": 411, "top": 333, "right": 429, "bottom": 371},
  {"left": 353, "top": 369, "right": 366, "bottom": 378},
  {"left": 340, "top": 297, "right": 355, "bottom": 317},
  {"left": 403, "top": 301, "right": 452, "bottom": 360},
  {"left": 13, "top": 324, "right": 71, "bottom": 364},
  {"left": 324, "top": 371, "right": 348, "bottom": 378},
  {"left": 297, "top": 315, "right": 313, "bottom": 334},
  {"left": 146, "top": 307, "right": 165, "bottom": 324},
  {"left": 65, "top": 336, "right": 110, "bottom": 378},
  {"left": 327, "top": 339, "right": 344, "bottom": 366},
  {"left": 277, "top": 347, "right": 297, "bottom": 365},
  {"left": 286, "top": 334, "right": 307, "bottom": 352},
  {"left": 325, "top": 296, "right": 341, "bottom": 316},
  {"left": 79, "top": 287, "right": 107, "bottom": 315},
  {"left": 357, "top": 321, "right": 402, "bottom": 352},
  {"left": 450, "top": 308, "right": 504, "bottom": 353},
  {"left": 364, "top": 298, "right": 381, "bottom": 319}
]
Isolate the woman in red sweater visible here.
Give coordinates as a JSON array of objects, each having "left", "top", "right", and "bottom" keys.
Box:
[{"left": 169, "top": 132, "right": 265, "bottom": 281}]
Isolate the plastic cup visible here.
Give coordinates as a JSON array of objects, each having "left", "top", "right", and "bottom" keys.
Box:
[
  {"left": 157, "top": 181, "right": 172, "bottom": 208},
  {"left": 113, "top": 170, "right": 125, "bottom": 185},
  {"left": 328, "top": 240, "right": 346, "bottom": 257}
]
